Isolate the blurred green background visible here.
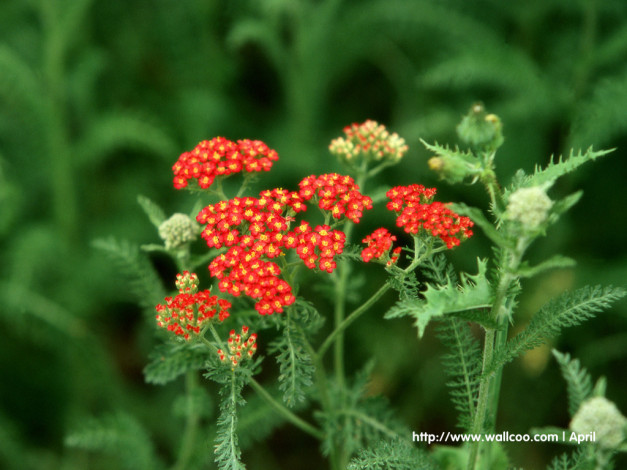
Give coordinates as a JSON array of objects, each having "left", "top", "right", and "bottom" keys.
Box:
[{"left": 1, "top": 0, "right": 626, "bottom": 468}]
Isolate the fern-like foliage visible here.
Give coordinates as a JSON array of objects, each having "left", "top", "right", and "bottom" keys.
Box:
[
  {"left": 437, "top": 318, "right": 482, "bottom": 432},
  {"left": 137, "top": 195, "right": 166, "bottom": 229},
  {"left": 388, "top": 269, "right": 420, "bottom": 301},
  {"left": 552, "top": 350, "right": 593, "bottom": 418},
  {"left": 92, "top": 237, "right": 165, "bottom": 312},
  {"left": 487, "top": 286, "right": 626, "bottom": 375},
  {"left": 144, "top": 343, "right": 213, "bottom": 385},
  {"left": 270, "top": 301, "right": 322, "bottom": 407},
  {"left": 65, "top": 412, "right": 163, "bottom": 470},
  {"left": 320, "top": 363, "right": 410, "bottom": 459},
  {"left": 546, "top": 448, "right": 589, "bottom": 470},
  {"left": 347, "top": 439, "right": 437, "bottom": 470},
  {"left": 385, "top": 259, "right": 493, "bottom": 337}
]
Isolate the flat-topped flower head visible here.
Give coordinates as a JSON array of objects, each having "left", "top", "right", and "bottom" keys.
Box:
[
  {"left": 386, "top": 184, "right": 473, "bottom": 249},
  {"left": 172, "top": 137, "right": 279, "bottom": 190},
  {"left": 217, "top": 326, "right": 258, "bottom": 368},
  {"left": 155, "top": 272, "right": 231, "bottom": 341},
  {"left": 570, "top": 396, "right": 626, "bottom": 449},
  {"left": 298, "top": 173, "right": 373, "bottom": 223},
  {"left": 361, "top": 228, "right": 397, "bottom": 263},
  {"left": 505, "top": 186, "right": 553, "bottom": 231},
  {"left": 158, "top": 213, "right": 198, "bottom": 250},
  {"left": 329, "top": 120, "right": 408, "bottom": 165}
]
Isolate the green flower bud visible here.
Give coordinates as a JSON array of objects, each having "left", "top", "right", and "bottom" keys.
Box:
[
  {"left": 570, "top": 396, "right": 626, "bottom": 449},
  {"left": 158, "top": 213, "right": 198, "bottom": 250},
  {"left": 505, "top": 186, "right": 553, "bottom": 230},
  {"left": 456, "top": 103, "right": 504, "bottom": 150}
]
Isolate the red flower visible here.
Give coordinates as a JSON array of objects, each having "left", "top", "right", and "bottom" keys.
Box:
[
  {"left": 172, "top": 137, "right": 279, "bottom": 190},
  {"left": 361, "top": 228, "right": 397, "bottom": 262},
  {"left": 155, "top": 272, "right": 231, "bottom": 340},
  {"left": 386, "top": 185, "right": 473, "bottom": 249}
]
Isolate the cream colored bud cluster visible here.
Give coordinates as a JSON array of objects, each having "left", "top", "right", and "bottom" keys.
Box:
[
  {"left": 570, "top": 396, "right": 626, "bottom": 449},
  {"left": 329, "top": 120, "right": 408, "bottom": 164},
  {"left": 505, "top": 186, "right": 553, "bottom": 230},
  {"left": 217, "top": 326, "right": 258, "bottom": 368},
  {"left": 158, "top": 213, "right": 198, "bottom": 249}
]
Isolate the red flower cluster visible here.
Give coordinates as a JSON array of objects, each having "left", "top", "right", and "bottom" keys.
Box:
[
  {"left": 386, "top": 185, "right": 474, "bottom": 249},
  {"left": 172, "top": 137, "right": 279, "bottom": 190},
  {"left": 361, "top": 228, "right": 398, "bottom": 263},
  {"left": 217, "top": 326, "right": 258, "bottom": 367},
  {"left": 299, "top": 174, "right": 373, "bottom": 223},
  {"left": 155, "top": 271, "right": 231, "bottom": 340},
  {"left": 198, "top": 188, "right": 349, "bottom": 315}
]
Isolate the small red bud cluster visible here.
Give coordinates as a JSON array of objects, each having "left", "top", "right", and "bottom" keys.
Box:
[
  {"left": 172, "top": 137, "right": 278, "bottom": 190},
  {"left": 386, "top": 185, "right": 474, "bottom": 249},
  {"left": 217, "top": 326, "right": 258, "bottom": 367},
  {"left": 156, "top": 271, "right": 231, "bottom": 340}
]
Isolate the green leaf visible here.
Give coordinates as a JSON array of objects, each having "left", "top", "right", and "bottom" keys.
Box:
[
  {"left": 213, "top": 370, "right": 247, "bottom": 470},
  {"left": 143, "top": 343, "right": 213, "bottom": 385},
  {"left": 524, "top": 148, "right": 614, "bottom": 188},
  {"left": 449, "top": 203, "right": 511, "bottom": 248},
  {"left": 65, "top": 412, "right": 163, "bottom": 470},
  {"left": 545, "top": 448, "right": 588, "bottom": 470},
  {"left": 421, "top": 140, "right": 478, "bottom": 164},
  {"left": 348, "top": 439, "right": 437, "bottom": 470},
  {"left": 487, "top": 286, "right": 626, "bottom": 375},
  {"left": 552, "top": 350, "right": 593, "bottom": 417},
  {"left": 437, "top": 318, "right": 482, "bottom": 432},
  {"left": 269, "top": 305, "right": 318, "bottom": 407},
  {"left": 516, "top": 255, "right": 576, "bottom": 278},
  {"left": 385, "top": 259, "right": 493, "bottom": 337},
  {"left": 137, "top": 195, "right": 166, "bottom": 228}
]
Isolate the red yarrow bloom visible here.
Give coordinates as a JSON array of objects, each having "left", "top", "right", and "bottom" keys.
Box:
[
  {"left": 298, "top": 173, "right": 373, "bottom": 223},
  {"left": 155, "top": 271, "right": 231, "bottom": 341},
  {"left": 217, "top": 326, "right": 258, "bottom": 368},
  {"left": 172, "top": 137, "right": 279, "bottom": 190},
  {"left": 361, "top": 228, "right": 397, "bottom": 263},
  {"left": 386, "top": 185, "right": 473, "bottom": 249}
]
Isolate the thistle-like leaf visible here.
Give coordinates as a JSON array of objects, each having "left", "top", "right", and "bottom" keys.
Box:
[
  {"left": 420, "top": 140, "right": 479, "bottom": 165},
  {"left": 348, "top": 439, "right": 437, "bottom": 470},
  {"left": 385, "top": 259, "right": 493, "bottom": 337},
  {"left": 65, "top": 412, "right": 163, "bottom": 470},
  {"left": 522, "top": 148, "right": 614, "bottom": 188},
  {"left": 487, "top": 286, "right": 626, "bottom": 375},
  {"left": 552, "top": 350, "right": 593, "bottom": 418}
]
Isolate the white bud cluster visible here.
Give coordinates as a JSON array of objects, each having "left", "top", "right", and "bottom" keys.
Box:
[
  {"left": 570, "top": 396, "right": 626, "bottom": 449},
  {"left": 506, "top": 186, "right": 553, "bottom": 230},
  {"left": 158, "top": 213, "right": 198, "bottom": 250}
]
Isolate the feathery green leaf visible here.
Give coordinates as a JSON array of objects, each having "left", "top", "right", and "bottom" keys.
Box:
[
  {"left": 552, "top": 350, "right": 593, "bottom": 418},
  {"left": 144, "top": 343, "right": 213, "bottom": 385},
  {"left": 348, "top": 439, "right": 436, "bottom": 470},
  {"left": 137, "top": 195, "right": 167, "bottom": 228}
]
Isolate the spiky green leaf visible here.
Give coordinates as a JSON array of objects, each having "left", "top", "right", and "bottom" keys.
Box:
[
  {"left": 524, "top": 148, "right": 614, "bottom": 188},
  {"left": 552, "top": 350, "right": 593, "bottom": 418},
  {"left": 385, "top": 259, "right": 493, "bottom": 337}
]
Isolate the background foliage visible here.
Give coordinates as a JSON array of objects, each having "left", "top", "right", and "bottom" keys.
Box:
[{"left": 1, "top": 0, "right": 626, "bottom": 468}]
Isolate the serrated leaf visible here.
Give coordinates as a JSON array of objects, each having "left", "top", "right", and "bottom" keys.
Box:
[
  {"left": 348, "top": 439, "right": 437, "bottom": 470},
  {"left": 524, "top": 148, "right": 614, "bottom": 187},
  {"left": 213, "top": 369, "right": 247, "bottom": 470},
  {"left": 144, "top": 343, "right": 213, "bottom": 385},
  {"left": 516, "top": 255, "right": 576, "bottom": 278},
  {"left": 552, "top": 350, "right": 593, "bottom": 417},
  {"left": 487, "top": 286, "right": 626, "bottom": 375},
  {"left": 421, "top": 139, "right": 479, "bottom": 164},
  {"left": 137, "top": 195, "right": 166, "bottom": 228},
  {"left": 385, "top": 259, "right": 493, "bottom": 337}
]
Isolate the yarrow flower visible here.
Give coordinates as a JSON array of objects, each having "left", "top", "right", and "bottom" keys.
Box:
[
  {"left": 298, "top": 173, "right": 373, "bottom": 223},
  {"left": 158, "top": 213, "right": 198, "bottom": 250},
  {"left": 570, "top": 396, "right": 627, "bottom": 449},
  {"left": 172, "top": 137, "right": 279, "bottom": 190},
  {"left": 386, "top": 184, "right": 473, "bottom": 249},
  {"left": 329, "top": 120, "right": 408, "bottom": 164},
  {"left": 217, "top": 326, "right": 258, "bottom": 368},
  {"left": 361, "top": 228, "right": 398, "bottom": 263},
  {"left": 155, "top": 271, "right": 231, "bottom": 340}
]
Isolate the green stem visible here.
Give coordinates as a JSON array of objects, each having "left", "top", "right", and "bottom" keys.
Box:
[
  {"left": 248, "top": 379, "right": 324, "bottom": 440},
  {"left": 172, "top": 371, "right": 201, "bottom": 470}
]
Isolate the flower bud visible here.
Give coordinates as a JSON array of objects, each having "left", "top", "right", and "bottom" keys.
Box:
[
  {"left": 158, "top": 213, "right": 198, "bottom": 250},
  {"left": 570, "top": 396, "right": 626, "bottom": 449},
  {"left": 456, "top": 103, "right": 503, "bottom": 150},
  {"left": 505, "top": 186, "right": 553, "bottom": 230}
]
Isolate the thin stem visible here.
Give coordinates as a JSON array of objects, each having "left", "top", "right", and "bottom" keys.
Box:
[
  {"left": 248, "top": 379, "right": 324, "bottom": 440},
  {"left": 172, "top": 371, "right": 201, "bottom": 470}
]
